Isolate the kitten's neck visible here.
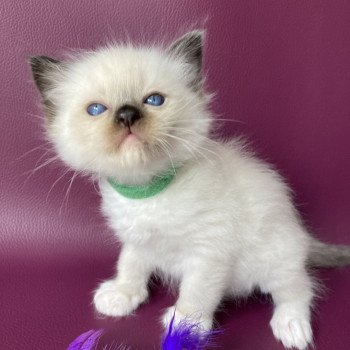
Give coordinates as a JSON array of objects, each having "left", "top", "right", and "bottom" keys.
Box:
[
  {"left": 107, "top": 162, "right": 181, "bottom": 187},
  {"left": 107, "top": 169, "right": 177, "bottom": 199}
]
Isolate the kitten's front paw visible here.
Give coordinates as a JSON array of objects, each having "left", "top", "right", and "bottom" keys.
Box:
[
  {"left": 93, "top": 280, "right": 148, "bottom": 317},
  {"left": 270, "top": 308, "right": 312, "bottom": 349},
  {"left": 162, "top": 305, "right": 213, "bottom": 331}
]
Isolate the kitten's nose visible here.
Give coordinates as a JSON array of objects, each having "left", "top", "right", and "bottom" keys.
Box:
[{"left": 115, "top": 105, "right": 142, "bottom": 127}]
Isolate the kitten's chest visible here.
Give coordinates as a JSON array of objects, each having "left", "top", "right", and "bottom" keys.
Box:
[{"left": 100, "top": 180, "right": 196, "bottom": 244}]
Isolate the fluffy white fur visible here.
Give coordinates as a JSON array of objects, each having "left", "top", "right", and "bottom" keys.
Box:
[{"left": 32, "top": 31, "right": 317, "bottom": 349}]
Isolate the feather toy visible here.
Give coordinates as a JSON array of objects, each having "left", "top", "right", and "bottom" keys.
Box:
[{"left": 67, "top": 314, "right": 221, "bottom": 350}]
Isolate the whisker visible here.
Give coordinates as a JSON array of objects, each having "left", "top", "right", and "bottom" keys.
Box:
[
  {"left": 91, "top": 176, "right": 101, "bottom": 195},
  {"left": 165, "top": 126, "right": 209, "bottom": 138},
  {"left": 159, "top": 132, "right": 200, "bottom": 160},
  {"left": 214, "top": 117, "right": 245, "bottom": 124},
  {"left": 154, "top": 137, "right": 176, "bottom": 174},
  {"left": 15, "top": 143, "right": 52, "bottom": 162},
  {"left": 23, "top": 154, "right": 59, "bottom": 178},
  {"left": 20, "top": 154, "right": 59, "bottom": 190},
  {"left": 158, "top": 132, "right": 219, "bottom": 163},
  {"left": 32, "top": 148, "right": 54, "bottom": 168},
  {"left": 162, "top": 127, "right": 221, "bottom": 159},
  {"left": 59, "top": 170, "right": 78, "bottom": 214},
  {"left": 157, "top": 99, "right": 209, "bottom": 122},
  {"left": 167, "top": 128, "right": 220, "bottom": 155},
  {"left": 46, "top": 168, "right": 72, "bottom": 202},
  {"left": 27, "top": 112, "right": 46, "bottom": 121}
]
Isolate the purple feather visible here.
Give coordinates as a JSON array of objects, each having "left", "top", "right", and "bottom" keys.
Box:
[
  {"left": 161, "top": 314, "right": 221, "bottom": 350},
  {"left": 67, "top": 329, "right": 104, "bottom": 350},
  {"left": 67, "top": 315, "right": 222, "bottom": 350}
]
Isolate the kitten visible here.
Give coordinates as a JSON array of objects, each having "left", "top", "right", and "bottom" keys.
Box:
[{"left": 30, "top": 30, "right": 350, "bottom": 350}]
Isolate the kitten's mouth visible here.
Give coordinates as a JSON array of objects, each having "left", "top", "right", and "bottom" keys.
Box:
[{"left": 119, "top": 128, "right": 144, "bottom": 147}]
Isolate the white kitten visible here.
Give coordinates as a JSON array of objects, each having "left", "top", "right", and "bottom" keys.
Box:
[{"left": 30, "top": 31, "right": 350, "bottom": 350}]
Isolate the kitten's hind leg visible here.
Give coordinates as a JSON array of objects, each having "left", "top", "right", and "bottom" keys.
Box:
[
  {"left": 93, "top": 245, "right": 151, "bottom": 317},
  {"left": 268, "top": 271, "right": 314, "bottom": 350}
]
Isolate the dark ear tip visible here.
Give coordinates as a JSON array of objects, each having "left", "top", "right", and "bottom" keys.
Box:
[
  {"left": 180, "top": 30, "right": 205, "bottom": 45},
  {"left": 188, "top": 29, "right": 205, "bottom": 39},
  {"left": 29, "top": 55, "right": 61, "bottom": 95},
  {"left": 29, "top": 56, "right": 60, "bottom": 71},
  {"left": 29, "top": 56, "right": 42, "bottom": 69},
  {"left": 168, "top": 29, "right": 205, "bottom": 56}
]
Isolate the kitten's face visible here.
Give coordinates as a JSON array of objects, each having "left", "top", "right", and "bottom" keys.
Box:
[{"left": 31, "top": 31, "right": 211, "bottom": 184}]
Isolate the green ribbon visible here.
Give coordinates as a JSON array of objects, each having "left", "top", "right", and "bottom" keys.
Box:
[{"left": 108, "top": 170, "right": 176, "bottom": 199}]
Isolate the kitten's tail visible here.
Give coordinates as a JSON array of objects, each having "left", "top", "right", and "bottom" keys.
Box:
[{"left": 308, "top": 239, "right": 350, "bottom": 268}]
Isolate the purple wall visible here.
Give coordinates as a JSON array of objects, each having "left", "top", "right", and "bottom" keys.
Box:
[{"left": 1, "top": 1, "right": 349, "bottom": 349}]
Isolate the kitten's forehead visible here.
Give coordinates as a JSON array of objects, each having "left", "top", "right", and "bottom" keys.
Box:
[{"left": 69, "top": 46, "right": 180, "bottom": 102}]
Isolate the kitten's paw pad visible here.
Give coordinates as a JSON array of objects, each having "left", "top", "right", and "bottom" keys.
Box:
[
  {"left": 93, "top": 280, "right": 148, "bottom": 317},
  {"left": 162, "top": 306, "right": 213, "bottom": 332},
  {"left": 270, "top": 313, "right": 312, "bottom": 349}
]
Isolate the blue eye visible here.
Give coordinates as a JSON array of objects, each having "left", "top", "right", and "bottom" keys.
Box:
[
  {"left": 144, "top": 94, "right": 165, "bottom": 106},
  {"left": 87, "top": 103, "right": 107, "bottom": 116}
]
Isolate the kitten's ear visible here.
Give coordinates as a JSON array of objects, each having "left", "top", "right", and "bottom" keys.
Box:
[
  {"left": 30, "top": 56, "right": 63, "bottom": 119},
  {"left": 30, "top": 56, "right": 62, "bottom": 97},
  {"left": 167, "top": 30, "right": 204, "bottom": 90}
]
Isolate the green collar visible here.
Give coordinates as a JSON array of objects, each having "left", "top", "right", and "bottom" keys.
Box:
[{"left": 108, "top": 170, "right": 176, "bottom": 199}]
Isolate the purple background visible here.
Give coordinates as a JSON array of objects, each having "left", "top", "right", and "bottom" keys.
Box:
[{"left": 1, "top": 1, "right": 349, "bottom": 349}]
